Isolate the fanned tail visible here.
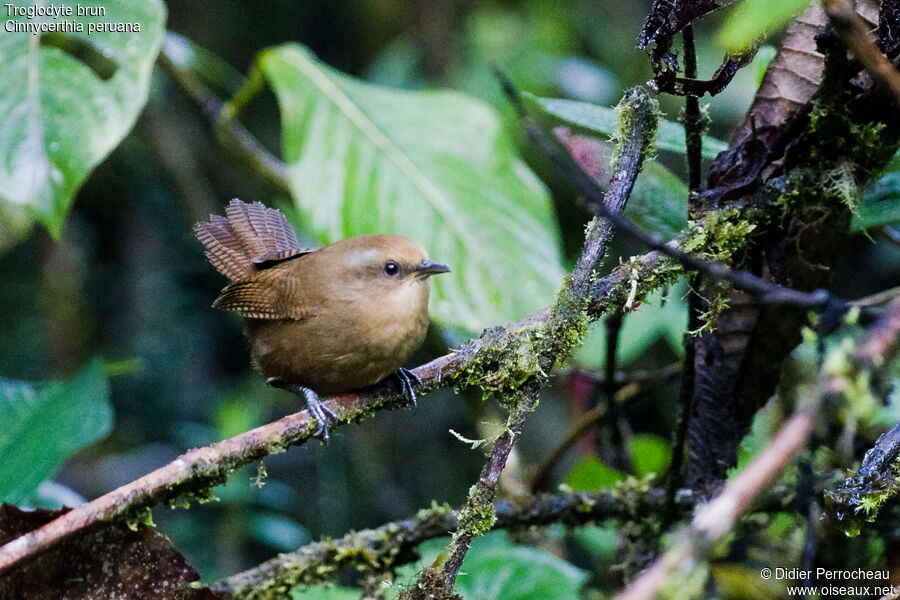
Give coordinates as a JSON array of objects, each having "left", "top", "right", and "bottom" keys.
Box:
[{"left": 193, "top": 199, "right": 304, "bottom": 281}]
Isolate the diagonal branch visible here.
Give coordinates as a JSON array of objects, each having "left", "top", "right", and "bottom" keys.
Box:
[
  {"left": 494, "top": 70, "right": 843, "bottom": 312},
  {"left": 438, "top": 380, "right": 542, "bottom": 591}
]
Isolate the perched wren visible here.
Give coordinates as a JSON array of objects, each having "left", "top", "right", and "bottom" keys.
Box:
[{"left": 194, "top": 199, "right": 450, "bottom": 440}]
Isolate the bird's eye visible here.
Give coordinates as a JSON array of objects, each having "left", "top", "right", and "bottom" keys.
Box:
[{"left": 383, "top": 261, "right": 400, "bottom": 276}]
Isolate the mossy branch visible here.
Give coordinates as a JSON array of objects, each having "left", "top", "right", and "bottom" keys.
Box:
[{"left": 216, "top": 488, "right": 705, "bottom": 599}]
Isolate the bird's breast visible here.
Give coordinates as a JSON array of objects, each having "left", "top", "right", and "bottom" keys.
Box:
[{"left": 246, "top": 282, "right": 431, "bottom": 395}]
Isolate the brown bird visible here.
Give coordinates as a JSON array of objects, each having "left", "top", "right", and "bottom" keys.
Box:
[{"left": 194, "top": 199, "right": 450, "bottom": 440}]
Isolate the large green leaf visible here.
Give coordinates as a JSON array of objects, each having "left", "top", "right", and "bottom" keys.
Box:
[
  {"left": 0, "top": 359, "right": 112, "bottom": 504},
  {"left": 525, "top": 93, "right": 728, "bottom": 160},
  {"left": 256, "top": 44, "right": 565, "bottom": 332},
  {"left": 0, "top": 0, "right": 166, "bottom": 247}
]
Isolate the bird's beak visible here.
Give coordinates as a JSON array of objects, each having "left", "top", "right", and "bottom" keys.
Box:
[{"left": 415, "top": 260, "right": 451, "bottom": 277}]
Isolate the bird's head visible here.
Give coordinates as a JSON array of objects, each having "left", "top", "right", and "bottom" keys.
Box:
[{"left": 324, "top": 234, "right": 450, "bottom": 301}]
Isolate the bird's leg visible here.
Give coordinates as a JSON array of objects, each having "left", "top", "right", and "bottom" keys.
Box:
[
  {"left": 267, "top": 378, "right": 337, "bottom": 442},
  {"left": 393, "top": 367, "right": 421, "bottom": 408}
]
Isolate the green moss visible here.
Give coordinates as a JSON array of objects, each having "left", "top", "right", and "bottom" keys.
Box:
[
  {"left": 808, "top": 101, "right": 894, "bottom": 180},
  {"left": 163, "top": 481, "right": 222, "bottom": 511},
  {"left": 824, "top": 466, "right": 900, "bottom": 537},
  {"left": 456, "top": 483, "right": 498, "bottom": 537},
  {"left": 251, "top": 461, "right": 268, "bottom": 488},
  {"left": 123, "top": 506, "right": 155, "bottom": 531},
  {"left": 453, "top": 273, "right": 596, "bottom": 405},
  {"left": 610, "top": 86, "right": 660, "bottom": 167},
  {"left": 452, "top": 323, "right": 546, "bottom": 405},
  {"left": 683, "top": 208, "right": 756, "bottom": 264}
]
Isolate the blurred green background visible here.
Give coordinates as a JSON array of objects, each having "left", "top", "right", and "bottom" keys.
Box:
[{"left": 2, "top": 0, "right": 899, "bottom": 588}]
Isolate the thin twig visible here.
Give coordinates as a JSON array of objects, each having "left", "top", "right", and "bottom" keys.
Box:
[
  {"left": 823, "top": 0, "right": 900, "bottom": 103},
  {"left": 613, "top": 297, "right": 900, "bottom": 600},
  {"left": 666, "top": 25, "right": 704, "bottom": 529},
  {"left": 851, "top": 284, "right": 900, "bottom": 307},
  {"left": 571, "top": 361, "right": 683, "bottom": 388},
  {"left": 440, "top": 380, "right": 542, "bottom": 590},
  {"left": 882, "top": 225, "right": 900, "bottom": 247},
  {"left": 682, "top": 25, "right": 703, "bottom": 191},
  {"left": 602, "top": 312, "right": 630, "bottom": 472}
]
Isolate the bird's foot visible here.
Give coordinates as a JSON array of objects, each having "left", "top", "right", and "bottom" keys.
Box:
[
  {"left": 267, "top": 378, "right": 336, "bottom": 442},
  {"left": 394, "top": 368, "right": 421, "bottom": 408}
]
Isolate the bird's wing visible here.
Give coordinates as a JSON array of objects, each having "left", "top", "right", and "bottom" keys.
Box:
[
  {"left": 212, "top": 277, "right": 310, "bottom": 320},
  {"left": 195, "top": 199, "right": 316, "bottom": 280},
  {"left": 251, "top": 248, "right": 314, "bottom": 269}
]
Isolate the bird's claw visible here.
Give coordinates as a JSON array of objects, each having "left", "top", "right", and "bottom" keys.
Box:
[
  {"left": 303, "top": 389, "right": 337, "bottom": 442},
  {"left": 268, "top": 378, "right": 335, "bottom": 442},
  {"left": 394, "top": 368, "right": 421, "bottom": 408}
]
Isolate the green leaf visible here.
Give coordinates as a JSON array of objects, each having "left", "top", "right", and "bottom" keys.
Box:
[
  {"left": 454, "top": 532, "right": 587, "bottom": 600},
  {"left": 0, "top": 359, "right": 113, "bottom": 504},
  {"left": 717, "top": 0, "right": 812, "bottom": 52},
  {"left": 256, "top": 44, "right": 564, "bottom": 333},
  {"left": 628, "top": 433, "right": 672, "bottom": 478},
  {"left": 0, "top": 0, "right": 166, "bottom": 248},
  {"left": 850, "top": 173, "right": 900, "bottom": 231},
  {"left": 564, "top": 455, "right": 624, "bottom": 491},
  {"left": 524, "top": 94, "right": 728, "bottom": 160}
]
